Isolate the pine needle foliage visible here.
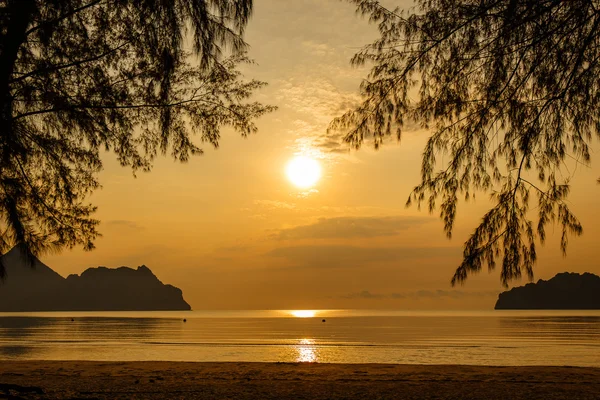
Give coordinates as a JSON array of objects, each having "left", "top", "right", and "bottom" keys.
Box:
[
  {"left": 330, "top": 0, "right": 599, "bottom": 286},
  {"left": 0, "top": 0, "right": 275, "bottom": 276}
]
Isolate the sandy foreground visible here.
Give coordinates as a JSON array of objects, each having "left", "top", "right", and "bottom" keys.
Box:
[{"left": 0, "top": 362, "right": 599, "bottom": 400}]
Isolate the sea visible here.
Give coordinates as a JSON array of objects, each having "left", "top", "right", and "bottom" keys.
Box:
[{"left": 0, "top": 310, "right": 598, "bottom": 366}]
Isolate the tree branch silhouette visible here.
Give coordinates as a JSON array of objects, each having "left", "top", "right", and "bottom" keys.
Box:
[
  {"left": 0, "top": 0, "right": 275, "bottom": 275},
  {"left": 332, "top": 0, "right": 596, "bottom": 286}
]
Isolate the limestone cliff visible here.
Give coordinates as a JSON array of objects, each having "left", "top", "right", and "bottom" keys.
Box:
[
  {"left": 0, "top": 246, "right": 191, "bottom": 311},
  {"left": 495, "top": 272, "right": 600, "bottom": 309}
]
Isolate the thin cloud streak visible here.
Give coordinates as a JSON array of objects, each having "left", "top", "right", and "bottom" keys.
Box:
[
  {"left": 274, "top": 216, "right": 432, "bottom": 240},
  {"left": 267, "top": 245, "right": 459, "bottom": 268},
  {"left": 104, "top": 220, "right": 144, "bottom": 230},
  {"left": 344, "top": 289, "right": 499, "bottom": 299}
]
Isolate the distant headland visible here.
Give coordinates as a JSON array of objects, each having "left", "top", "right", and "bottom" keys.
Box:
[
  {"left": 495, "top": 272, "right": 600, "bottom": 310},
  {"left": 0, "top": 245, "right": 191, "bottom": 312}
]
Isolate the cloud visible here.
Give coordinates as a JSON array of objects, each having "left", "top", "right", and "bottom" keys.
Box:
[
  {"left": 218, "top": 245, "right": 250, "bottom": 253},
  {"left": 317, "top": 136, "right": 347, "bottom": 150},
  {"left": 342, "top": 289, "right": 498, "bottom": 300},
  {"left": 295, "top": 189, "right": 319, "bottom": 199},
  {"left": 266, "top": 245, "right": 458, "bottom": 268},
  {"left": 253, "top": 200, "right": 296, "bottom": 210},
  {"left": 275, "top": 76, "right": 427, "bottom": 155},
  {"left": 412, "top": 290, "right": 467, "bottom": 299},
  {"left": 249, "top": 202, "right": 392, "bottom": 217},
  {"left": 276, "top": 78, "right": 360, "bottom": 154},
  {"left": 395, "top": 290, "right": 500, "bottom": 299},
  {"left": 274, "top": 216, "right": 431, "bottom": 240},
  {"left": 408, "top": 290, "right": 499, "bottom": 299},
  {"left": 301, "top": 40, "right": 334, "bottom": 57},
  {"left": 342, "top": 290, "right": 387, "bottom": 299},
  {"left": 104, "top": 220, "right": 143, "bottom": 230},
  {"left": 277, "top": 78, "right": 360, "bottom": 117}
]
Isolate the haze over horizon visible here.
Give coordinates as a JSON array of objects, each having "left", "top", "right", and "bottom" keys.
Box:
[{"left": 39, "top": 0, "right": 600, "bottom": 311}]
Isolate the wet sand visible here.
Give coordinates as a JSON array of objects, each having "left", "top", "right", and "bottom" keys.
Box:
[{"left": 1, "top": 361, "right": 599, "bottom": 399}]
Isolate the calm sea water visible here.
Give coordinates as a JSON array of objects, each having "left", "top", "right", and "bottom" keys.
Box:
[{"left": 0, "top": 310, "right": 598, "bottom": 366}]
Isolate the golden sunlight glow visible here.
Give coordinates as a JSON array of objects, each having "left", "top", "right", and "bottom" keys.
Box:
[
  {"left": 290, "top": 310, "right": 316, "bottom": 318},
  {"left": 285, "top": 156, "right": 321, "bottom": 188}
]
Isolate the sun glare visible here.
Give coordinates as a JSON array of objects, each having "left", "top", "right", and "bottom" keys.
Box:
[
  {"left": 285, "top": 156, "right": 321, "bottom": 188},
  {"left": 291, "top": 310, "right": 316, "bottom": 318},
  {"left": 296, "top": 338, "right": 318, "bottom": 362}
]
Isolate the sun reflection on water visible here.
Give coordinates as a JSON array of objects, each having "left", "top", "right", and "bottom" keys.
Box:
[{"left": 296, "top": 338, "right": 318, "bottom": 362}]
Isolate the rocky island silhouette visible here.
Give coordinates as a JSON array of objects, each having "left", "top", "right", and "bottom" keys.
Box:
[
  {"left": 0, "top": 245, "right": 191, "bottom": 311},
  {"left": 495, "top": 272, "right": 600, "bottom": 310}
]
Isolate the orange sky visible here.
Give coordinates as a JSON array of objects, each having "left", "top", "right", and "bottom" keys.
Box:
[{"left": 44, "top": 0, "right": 600, "bottom": 310}]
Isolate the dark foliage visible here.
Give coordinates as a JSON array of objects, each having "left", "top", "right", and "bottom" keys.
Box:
[
  {"left": 331, "top": 0, "right": 599, "bottom": 286},
  {"left": 0, "top": 0, "right": 275, "bottom": 275}
]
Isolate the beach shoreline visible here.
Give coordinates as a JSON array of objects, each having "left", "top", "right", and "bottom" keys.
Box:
[{"left": 1, "top": 361, "right": 599, "bottom": 399}]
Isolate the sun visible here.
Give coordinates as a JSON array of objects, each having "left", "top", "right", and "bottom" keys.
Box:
[
  {"left": 290, "top": 310, "right": 316, "bottom": 318},
  {"left": 286, "top": 156, "right": 321, "bottom": 188}
]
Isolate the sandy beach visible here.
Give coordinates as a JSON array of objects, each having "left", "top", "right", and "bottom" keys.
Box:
[{"left": 0, "top": 362, "right": 598, "bottom": 399}]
